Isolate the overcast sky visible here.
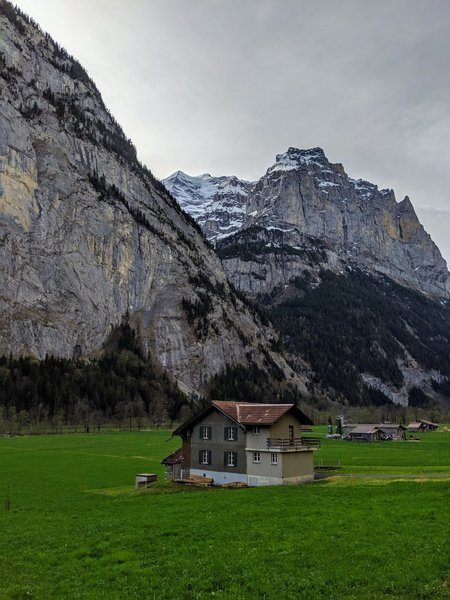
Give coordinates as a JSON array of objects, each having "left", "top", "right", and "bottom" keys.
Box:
[{"left": 15, "top": 0, "right": 450, "bottom": 264}]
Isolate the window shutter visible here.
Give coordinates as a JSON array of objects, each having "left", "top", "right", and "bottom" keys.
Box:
[
  {"left": 207, "top": 426, "right": 212, "bottom": 440},
  {"left": 224, "top": 451, "right": 227, "bottom": 466},
  {"left": 199, "top": 426, "right": 203, "bottom": 439},
  {"left": 224, "top": 427, "right": 228, "bottom": 441},
  {"left": 208, "top": 450, "right": 212, "bottom": 465},
  {"left": 234, "top": 452, "right": 238, "bottom": 468},
  {"left": 234, "top": 427, "right": 238, "bottom": 441},
  {"left": 199, "top": 450, "right": 202, "bottom": 464}
]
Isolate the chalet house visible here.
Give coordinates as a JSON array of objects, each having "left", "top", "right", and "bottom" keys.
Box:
[
  {"left": 407, "top": 420, "right": 439, "bottom": 432},
  {"left": 346, "top": 423, "right": 406, "bottom": 441},
  {"left": 162, "top": 401, "right": 316, "bottom": 486}
]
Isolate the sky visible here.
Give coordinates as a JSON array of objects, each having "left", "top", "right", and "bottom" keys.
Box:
[{"left": 14, "top": 0, "right": 450, "bottom": 264}]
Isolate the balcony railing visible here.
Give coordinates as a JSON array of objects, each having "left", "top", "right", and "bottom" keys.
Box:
[{"left": 267, "top": 437, "right": 321, "bottom": 450}]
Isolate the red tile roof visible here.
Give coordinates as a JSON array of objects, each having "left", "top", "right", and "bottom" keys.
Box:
[
  {"left": 213, "top": 401, "right": 295, "bottom": 425},
  {"left": 172, "top": 401, "right": 313, "bottom": 436}
]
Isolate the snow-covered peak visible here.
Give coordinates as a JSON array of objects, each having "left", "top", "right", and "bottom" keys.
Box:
[
  {"left": 267, "top": 147, "right": 328, "bottom": 174},
  {"left": 163, "top": 171, "right": 253, "bottom": 240},
  {"left": 164, "top": 171, "right": 252, "bottom": 204}
]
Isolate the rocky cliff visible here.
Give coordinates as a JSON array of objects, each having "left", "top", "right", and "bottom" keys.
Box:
[
  {"left": 166, "top": 147, "right": 449, "bottom": 301},
  {"left": 0, "top": 2, "right": 294, "bottom": 393}
]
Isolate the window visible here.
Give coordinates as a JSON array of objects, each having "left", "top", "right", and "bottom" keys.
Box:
[
  {"left": 253, "top": 452, "right": 261, "bottom": 463},
  {"left": 252, "top": 426, "right": 260, "bottom": 435},
  {"left": 271, "top": 453, "right": 278, "bottom": 465},
  {"left": 199, "top": 450, "right": 211, "bottom": 465},
  {"left": 224, "top": 426, "right": 238, "bottom": 441},
  {"left": 199, "top": 425, "right": 211, "bottom": 440},
  {"left": 224, "top": 451, "right": 237, "bottom": 467}
]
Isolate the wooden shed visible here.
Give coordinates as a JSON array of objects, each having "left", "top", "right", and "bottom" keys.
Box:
[{"left": 161, "top": 446, "right": 184, "bottom": 480}]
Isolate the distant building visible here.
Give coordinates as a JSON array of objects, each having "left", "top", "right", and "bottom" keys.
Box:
[
  {"left": 407, "top": 420, "right": 439, "bottom": 432},
  {"left": 346, "top": 425, "right": 383, "bottom": 442},
  {"left": 346, "top": 423, "right": 406, "bottom": 441},
  {"left": 378, "top": 423, "right": 407, "bottom": 440},
  {"left": 161, "top": 401, "right": 318, "bottom": 486}
]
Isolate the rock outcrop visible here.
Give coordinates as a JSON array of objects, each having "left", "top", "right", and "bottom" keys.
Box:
[{"left": 0, "top": 2, "right": 294, "bottom": 393}]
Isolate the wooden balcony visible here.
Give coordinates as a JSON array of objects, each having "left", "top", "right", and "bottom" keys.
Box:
[{"left": 266, "top": 437, "right": 321, "bottom": 451}]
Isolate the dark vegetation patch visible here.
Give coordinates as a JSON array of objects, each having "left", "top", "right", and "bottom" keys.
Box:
[
  {"left": 0, "top": 321, "right": 191, "bottom": 434},
  {"left": 208, "top": 364, "right": 302, "bottom": 404},
  {"left": 266, "top": 269, "right": 450, "bottom": 406},
  {"left": 216, "top": 225, "right": 327, "bottom": 265}
]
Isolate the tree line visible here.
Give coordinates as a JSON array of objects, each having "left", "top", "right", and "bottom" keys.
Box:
[{"left": 0, "top": 322, "right": 194, "bottom": 435}]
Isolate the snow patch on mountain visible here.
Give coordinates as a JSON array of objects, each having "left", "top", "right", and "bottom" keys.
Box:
[{"left": 163, "top": 171, "right": 253, "bottom": 240}]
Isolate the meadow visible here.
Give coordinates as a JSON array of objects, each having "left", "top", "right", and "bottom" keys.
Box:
[{"left": 1, "top": 429, "right": 449, "bottom": 599}]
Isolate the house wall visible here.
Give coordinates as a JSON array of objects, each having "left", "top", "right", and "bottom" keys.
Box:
[
  {"left": 270, "top": 413, "right": 305, "bottom": 439},
  {"left": 190, "top": 410, "right": 246, "bottom": 475},
  {"left": 282, "top": 451, "right": 314, "bottom": 481},
  {"left": 181, "top": 434, "right": 191, "bottom": 469},
  {"left": 245, "top": 426, "right": 271, "bottom": 451},
  {"left": 246, "top": 449, "right": 282, "bottom": 479},
  {"left": 245, "top": 413, "right": 315, "bottom": 485}
]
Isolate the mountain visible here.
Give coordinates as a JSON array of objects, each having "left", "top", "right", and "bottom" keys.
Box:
[
  {"left": 0, "top": 1, "right": 296, "bottom": 397},
  {"left": 165, "top": 147, "right": 449, "bottom": 301},
  {"left": 163, "top": 171, "right": 253, "bottom": 241},
  {"left": 164, "top": 149, "right": 450, "bottom": 409},
  {"left": 1, "top": 2, "right": 448, "bottom": 417}
]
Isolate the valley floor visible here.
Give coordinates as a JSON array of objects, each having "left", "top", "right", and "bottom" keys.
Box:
[{"left": 1, "top": 430, "right": 449, "bottom": 599}]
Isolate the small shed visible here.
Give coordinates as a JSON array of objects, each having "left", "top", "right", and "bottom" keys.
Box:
[{"left": 161, "top": 447, "right": 184, "bottom": 480}]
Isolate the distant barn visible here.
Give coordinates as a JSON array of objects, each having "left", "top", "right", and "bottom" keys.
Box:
[
  {"left": 407, "top": 420, "right": 439, "bottom": 432},
  {"left": 346, "top": 423, "right": 406, "bottom": 441}
]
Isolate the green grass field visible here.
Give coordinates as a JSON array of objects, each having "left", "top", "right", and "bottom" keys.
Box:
[
  {"left": 312, "top": 426, "right": 450, "bottom": 473},
  {"left": 1, "top": 430, "right": 449, "bottom": 599}
]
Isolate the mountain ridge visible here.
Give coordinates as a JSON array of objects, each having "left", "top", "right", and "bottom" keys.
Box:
[{"left": 164, "top": 146, "right": 449, "bottom": 300}]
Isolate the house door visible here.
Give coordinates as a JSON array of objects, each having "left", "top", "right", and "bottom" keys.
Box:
[{"left": 289, "top": 425, "right": 294, "bottom": 445}]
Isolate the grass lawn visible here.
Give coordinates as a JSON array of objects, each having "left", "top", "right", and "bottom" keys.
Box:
[
  {"left": 312, "top": 427, "right": 450, "bottom": 474},
  {"left": 1, "top": 430, "right": 449, "bottom": 599}
]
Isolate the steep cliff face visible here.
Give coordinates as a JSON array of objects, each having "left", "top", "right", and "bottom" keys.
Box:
[
  {"left": 167, "top": 147, "right": 449, "bottom": 300},
  {"left": 0, "top": 2, "right": 294, "bottom": 393},
  {"left": 243, "top": 147, "right": 449, "bottom": 299}
]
